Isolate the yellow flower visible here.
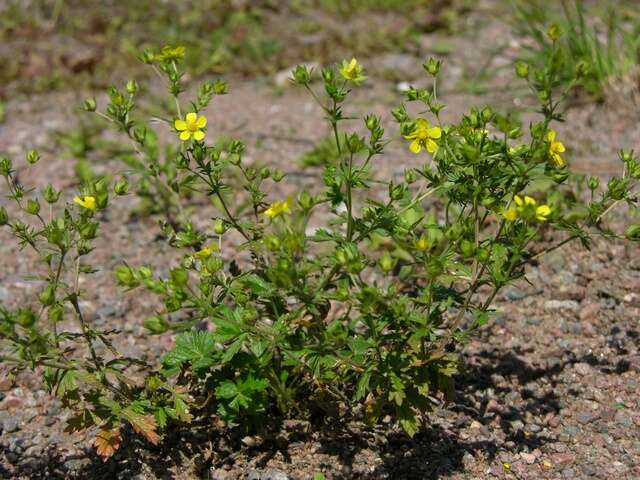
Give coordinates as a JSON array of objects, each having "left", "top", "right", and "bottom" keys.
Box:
[
  {"left": 503, "top": 206, "right": 518, "bottom": 222},
  {"left": 415, "top": 235, "right": 430, "bottom": 251},
  {"left": 339, "top": 58, "right": 366, "bottom": 84},
  {"left": 264, "top": 198, "right": 292, "bottom": 219},
  {"left": 73, "top": 195, "right": 96, "bottom": 211},
  {"left": 502, "top": 462, "right": 511, "bottom": 471},
  {"left": 405, "top": 119, "right": 441, "bottom": 154},
  {"left": 547, "top": 130, "right": 566, "bottom": 167},
  {"left": 513, "top": 195, "right": 536, "bottom": 208},
  {"left": 175, "top": 112, "right": 207, "bottom": 142},
  {"left": 547, "top": 23, "right": 562, "bottom": 41},
  {"left": 513, "top": 195, "right": 551, "bottom": 222},
  {"left": 194, "top": 243, "right": 218, "bottom": 259},
  {"left": 535, "top": 204, "right": 551, "bottom": 222},
  {"left": 155, "top": 45, "right": 186, "bottom": 62}
]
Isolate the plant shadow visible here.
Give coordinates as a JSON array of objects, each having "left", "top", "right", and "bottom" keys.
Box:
[{"left": 2, "top": 339, "right": 624, "bottom": 479}]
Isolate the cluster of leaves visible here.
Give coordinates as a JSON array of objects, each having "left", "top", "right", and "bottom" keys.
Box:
[
  {"left": 1, "top": 37, "right": 639, "bottom": 461},
  {"left": 512, "top": 0, "right": 640, "bottom": 100}
]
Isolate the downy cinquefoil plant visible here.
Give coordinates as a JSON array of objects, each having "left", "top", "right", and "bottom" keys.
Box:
[
  {"left": 1, "top": 35, "right": 639, "bottom": 460},
  {"left": 106, "top": 44, "right": 638, "bottom": 439}
]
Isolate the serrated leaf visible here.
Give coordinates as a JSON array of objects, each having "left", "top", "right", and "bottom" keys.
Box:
[
  {"left": 162, "top": 330, "right": 217, "bottom": 373},
  {"left": 94, "top": 427, "right": 121, "bottom": 462},
  {"left": 122, "top": 408, "right": 160, "bottom": 445}
]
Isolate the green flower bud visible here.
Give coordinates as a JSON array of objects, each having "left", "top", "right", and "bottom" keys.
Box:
[
  {"left": 213, "top": 80, "right": 228, "bottom": 95},
  {"left": 43, "top": 184, "right": 61, "bottom": 204},
  {"left": 426, "top": 257, "right": 443, "bottom": 278},
  {"left": 26, "top": 149, "right": 40, "bottom": 165},
  {"left": 365, "top": 114, "right": 380, "bottom": 131},
  {"left": 389, "top": 182, "right": 405, "bottom": 201},
  {"left": 460, "top": 239, "right": 475, "bottom": 257},
  {"left": 260, "top": 167, "right": 270, "bottom": 179},
  {"left": 114, "top": 178, "right": 129, "bottom": 196},
  {"left": 547, "top": 23, "right": 562, "bottom": 41},
  {"left": 379, "top": 252, "right": 396, "bottom": 273},
  {"left": 336, "top": 244, "right": 358, "bottom": 265},
  {"left": 115, "top": 265, "right": 139, "bottom": 287},
  {"left": 391, "top": 106, "right": 409, "bottom": 123},
  {"left": 48, "top": 304, "right": 64, "bottom": 323},
  {"left": 0, "top": 157, "right": 12, "bottom": 176},
  {"left": 244, "top": 167, "right": 257, "bottom": 181},
  {"left": 481, "top": 106, "right": 493, "bottom": 122},
  {"left": 264, "top": 235, "right": 281, "bottom": 251},
  {"left": 144, "top": 315, "right": 170, "bottom": 334},
  {"left": 620, "top": 149, "right": 634, "bottom": 163},
  {"left": 83, "top": 98, "right": 97, "bottom": 112},
  {"left": 25, "top": 198, "right": 40, "bottom": 215},
  {"left": 271, "top": 168, "right": 284, "bottom": 182},
  {"left": 126, "top": 79, "right": 138, "bottom": 94},
  {"left": 0, "top": 206, "right": 8, "bottom": 226},
  {"left": 404, "top": 169, "right": 417, "bottom": 184},
  {"left": 298, "top": 191, "right": 314, "bottom": 210},
  {"left": 575, "top": 61, "right": 590, "bottom": 78},
  {"left": 77, "top": 239, "right": 92, "bottom": 256},
  {"left": 39, "top": 285, "right": 56, "bottom": 306},
  {"left": 213, "top": 218, "right": 227, "bottom": 235},
  {"left": 292, "top": 65, "right": 312, "bottom": 85},
  {"left": 16, "top": 308, "right": 37, "bottom": 327},
  {"left": 607, "top": 177, "right": 627, "bottom": 200},
  {"left": 322, "top": 68, "right": 334, "bottom": 83},
  {"left": 587, "top": 177, "right": 599, "bottom": 190},
  {"left": 476, "top": 248, "right": 490, "bottom": 263},
  {"left": 515, "top": 61, "right": 529, "bottom": 79},
  {"left": 423, "top": 57, "right": 441, "bottom": 77},
  {"left": 445, "top": 224, "right": 463, "bottom": 241},
  {"left": 205, "top": 256, "right": 224, "bottom": 273},
  {"left": 141, "top": 49, "right": 155, "bottom": 64}
]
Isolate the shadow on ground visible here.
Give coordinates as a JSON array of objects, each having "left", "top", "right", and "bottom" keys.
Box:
[{"left": 2, "top": 342, "right": 626, "bottom": 480}]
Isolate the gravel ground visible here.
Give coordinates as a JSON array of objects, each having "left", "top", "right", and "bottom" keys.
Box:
[{"left": 1, "top": 6, "right": 640, "bottom": 479}]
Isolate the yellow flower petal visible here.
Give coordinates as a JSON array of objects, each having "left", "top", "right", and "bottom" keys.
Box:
[
  {"left": 524, "top": 196, "right": 536, "bottom": 206},
  {"left": 554, "top": 142, "right": 565, "bottom": 153},
  {"left": 427, "top": 127, "right": 442, "bottom": 139},
  {"left": 196, "top": 115, "right": 207, "bottom": 128},
  {"left": 546, "top": 130, "right": 556, "bottom": 142},
  {"left": 174, "top": 119, "right": 187, "bottom": 131},
  {"left": 514, "top": 195, "right": 523, "bottom": 206},
  {"left": 409, "top": 140, "right": 422, "bottom": 154},
  {"left": 552, "top": 153, "right": 565, "bottom": 167},
  {"left": 74, "top": 195, "right": 97, "bottom": 211},
  {"left": 536, "top": 205, "right": 551, "bottom": 221},
  {"left": 185, "top": 112, "right": 197, "bottom": 124},
  {"left": 426, "top": 139, "right": 439, "bottom": 153},
  {"left": 415, "top": 118, "right": 428, "bottom": 129},
  {"left": 503, "top": 207, "right": 518, "bottom": 221},
  {"left": 179, "top": 130, "right": 192, "bottom": 141},
  {"left": 192, "top": 130, "right": 205, "bottom": 141}
]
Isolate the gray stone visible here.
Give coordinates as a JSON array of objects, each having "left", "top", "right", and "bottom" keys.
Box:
[
  {"left": 505, "top": 288, "right": 529, "bottom": 301},
  {"left": 563, "top": 425, "right": 580, "bottom": 437},
  {"left": 526, "top": 423, "right": 542, "bottom": 433},
  {"left": 545, "top": 299, "right": 579, "bottom": 311},
  {"left": 0, "top": 286, "right": 9, "bottom": 303},
  {"left": 0, "top": 415, "right": 20, "bottom": 433}
]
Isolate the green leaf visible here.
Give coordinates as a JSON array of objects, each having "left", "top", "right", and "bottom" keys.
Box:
[
  {"left": 240, "top": 274, "right": 275, "bottom": 296},
  {"left": 162, "top": 330, "right": 217, "bottom": 375},
  {"left": 397, "top": 404, "right": 420, "bottom": 437}
]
